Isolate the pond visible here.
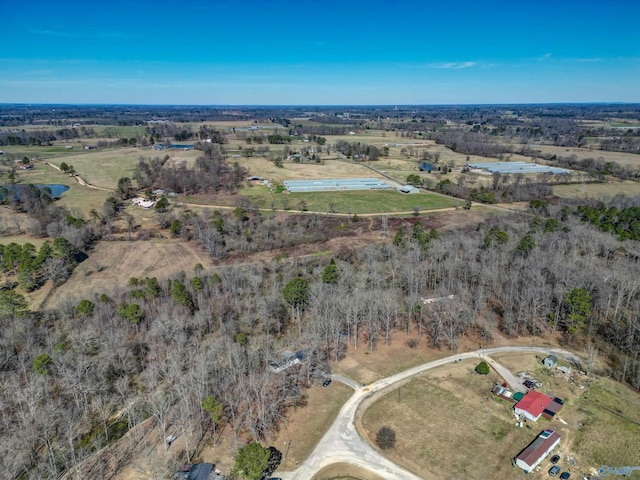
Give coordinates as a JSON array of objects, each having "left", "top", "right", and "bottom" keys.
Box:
[{"left": 0, "top": 183, "right": 70, "bottom": 202}]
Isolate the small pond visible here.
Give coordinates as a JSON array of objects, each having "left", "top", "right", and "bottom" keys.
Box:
[{"left": 0, "top": 183, "right": 70, "bottom": 202}]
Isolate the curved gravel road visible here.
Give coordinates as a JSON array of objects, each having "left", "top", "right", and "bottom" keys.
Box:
[{"left": 280, "top": 346, "right": 580, "bottom": 480}]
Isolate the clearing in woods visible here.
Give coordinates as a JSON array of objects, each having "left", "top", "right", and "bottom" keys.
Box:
[{"left": 42, "top": 239, "right": 215, "bottom": 308}]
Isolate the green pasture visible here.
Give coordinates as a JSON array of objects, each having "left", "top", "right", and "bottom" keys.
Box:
[{"left": 238, "top": 186, "right": 459, "bottom": 214}]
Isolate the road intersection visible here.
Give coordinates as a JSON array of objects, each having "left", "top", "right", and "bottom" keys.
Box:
[{"left": 281, "top": 346, "right": 580, "bottom": 480}]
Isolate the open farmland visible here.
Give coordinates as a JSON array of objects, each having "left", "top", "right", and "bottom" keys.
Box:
[
  {"left": 202, "top": 185, "right": 460, "bottom": 215},
  {"left": 522, "top": 144, "right": 640, "bottom": 168}
]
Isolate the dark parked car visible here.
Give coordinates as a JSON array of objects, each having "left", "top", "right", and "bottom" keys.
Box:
[
  {"left": 560, "top": 472, "right": 571, "bottom": 480},
  {"left": 549, "top": 466, "right": 561, "bottom": 476},
  {"left": 322, "top": 378, "right": 332, "bottom": 387},
  {"left": 550, "top": 454, "right": 561, "bottom": 464}
]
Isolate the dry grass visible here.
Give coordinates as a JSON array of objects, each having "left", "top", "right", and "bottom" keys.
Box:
[
  {"left": 524, "top": 145, "right": 640, "bottom": 168},
  {"left": 267, "top": 381, "right": 354, "bottom": 473},
  {"left": 552, "top": 180, "right": 640, "bottom": 200},
  {"left": 333, "top": 331, "right": 447, "bottom": 385},
  {"left": 42, "top": 239, "right": 216, "bottom": 309}
]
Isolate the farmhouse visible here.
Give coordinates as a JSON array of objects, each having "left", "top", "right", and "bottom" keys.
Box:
[
  {"left": 514, "top": 429, "right": 561, "bottom": 473},
  {"left": 514, "top": 391, "right": 553, "bottom": 422},
  {"left": 543, "top": 355, "right": 558, "bottom": 368}
]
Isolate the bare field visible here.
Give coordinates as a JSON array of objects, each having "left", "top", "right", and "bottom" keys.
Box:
[
  {"left": 42, "top": 239, "right": 215, "bottom": 309},
  {"left": 361, "top": 361, "right": 534, "bottom": 480}
]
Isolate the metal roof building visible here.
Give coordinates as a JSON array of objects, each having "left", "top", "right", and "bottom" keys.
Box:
[
  {"left": 467, "top": 161, "right": 571, "bottom": 175},
  {"left": 284, "top": 178, "right": 392, "bottom": 192},
  {"left": 514, "top": 429, "right": 561, "bottom": 473}
]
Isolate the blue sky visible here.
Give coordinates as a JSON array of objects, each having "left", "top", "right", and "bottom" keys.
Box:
[{"left": 2, "top": 0, "right": 639, "bottom": 105}]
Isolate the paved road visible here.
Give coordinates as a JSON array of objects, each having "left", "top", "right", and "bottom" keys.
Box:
[{"left": 280, "top": 346, "right": 580, "bottom": 480}]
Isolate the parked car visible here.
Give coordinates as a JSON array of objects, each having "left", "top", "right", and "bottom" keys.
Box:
[
  {"left": 322, "top": 378, "right": 332, "bottom": 387},
  {"left": 549, "top": 465, "right": 561, "bottom": 476},
  {"left": 550, "top": 454, "right": 561, "bottom": 464},
  {"left": 560, "top": 472, "right": 571, "bottom": 480}
]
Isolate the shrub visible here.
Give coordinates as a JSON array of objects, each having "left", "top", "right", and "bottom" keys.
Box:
[
  {"left": 376, "top": 426, "right": 396, "bottom": 450},
  {"left": 475, "top": 361, "right": 490, "bottom": 375}
]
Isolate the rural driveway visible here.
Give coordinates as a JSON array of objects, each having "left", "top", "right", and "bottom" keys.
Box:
[{"left": 280, "top": 346, "right": 580, "bottom": 480}]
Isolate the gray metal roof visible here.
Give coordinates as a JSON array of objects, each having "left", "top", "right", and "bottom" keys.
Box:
[
  {"left": 284, "top": 178, "right": 392, "bottom": 192},
  {"left": 468, "top": 161, "right": 571, "bottom": 175}
]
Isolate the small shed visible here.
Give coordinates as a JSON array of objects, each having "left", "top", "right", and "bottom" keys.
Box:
[
  {"left": 399, "top": 185, "right": 420, "bottom": 194},
  {"left": 543, "top": 355, "right": 558, "bottom": 368}
]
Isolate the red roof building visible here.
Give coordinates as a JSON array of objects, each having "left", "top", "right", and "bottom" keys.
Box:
[
  {"left": 514, "top": 391, "right": 553, "bottom": 422},
  {"left": 514, "top": 429, "right": 561, "bottom": 472}
]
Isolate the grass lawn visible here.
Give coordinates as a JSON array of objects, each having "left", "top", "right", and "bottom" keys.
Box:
[{"left": 237, "top": 187, "right": 459, "bottom": 215}]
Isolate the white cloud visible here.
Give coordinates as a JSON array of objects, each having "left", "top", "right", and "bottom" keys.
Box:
[
  {"left": 429, "top": 61, "right": 477, "bottom": 69},
  {"left": 538, "top": 53, "right": 552, "bottom": 61}
]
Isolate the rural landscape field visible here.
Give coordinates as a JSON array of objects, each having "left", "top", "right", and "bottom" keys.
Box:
[{"left": 0, "top": 103, "right": 639, "bottom": 480}]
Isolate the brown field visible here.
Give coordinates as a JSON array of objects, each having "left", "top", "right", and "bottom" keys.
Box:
[
  {"left": 553, "top": 180, "right": 640, "bottom": 200},
  {"left": 41, "top": 239, "right": 215, "bottom": 309},
  {"left": 524, "top": 144, "right": 640, "bottom": 168}
]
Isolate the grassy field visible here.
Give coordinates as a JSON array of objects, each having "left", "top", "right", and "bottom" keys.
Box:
[
  {"left": 229, "top": 187, "right": 460, "bottom": 215},
  {"left": 7, "top": 161, "right": 112, "bottom": 216},
  {"left": 0, "top": 144, "right": 98, "bottom": 160},
  {"left": 553, "top": 180, "right": 640, "bottom": 200},
  {"left": 361, "top": 353, "right": 640, "bottom": 479}
]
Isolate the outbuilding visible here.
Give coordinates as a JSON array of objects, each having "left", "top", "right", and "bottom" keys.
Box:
[
  {"left": 543, "top": 355, "right": 558, "bottom": 368},
  {"left": 514, "top": 429, "right": 561, "bottom": 473}
]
